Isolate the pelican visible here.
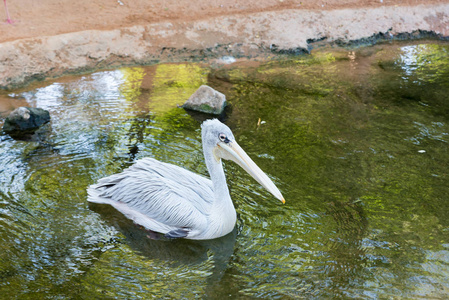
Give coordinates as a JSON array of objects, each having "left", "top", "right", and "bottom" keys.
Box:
[{"left": 87, "top": 119, "right": 284, "bottom": 240}]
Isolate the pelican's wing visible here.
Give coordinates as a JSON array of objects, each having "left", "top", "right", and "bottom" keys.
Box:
[{"left": 87, "top": 158, "right": 214, "bottom": 237}]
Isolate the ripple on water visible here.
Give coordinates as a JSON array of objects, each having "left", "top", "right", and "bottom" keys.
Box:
[{"left": 1, "top": 42, "right": 449, "bottom": 298}]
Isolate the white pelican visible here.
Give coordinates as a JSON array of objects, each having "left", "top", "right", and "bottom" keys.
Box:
[{"left": 87, "top": 119, "right": 284, "bottom": 240}]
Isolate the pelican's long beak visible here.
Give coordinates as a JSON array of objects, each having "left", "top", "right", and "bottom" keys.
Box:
[{"left": 216, "top": 141, "right": 285, "bottom": 204}]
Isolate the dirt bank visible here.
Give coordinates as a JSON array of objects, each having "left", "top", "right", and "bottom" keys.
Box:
[
  {"left": 1, "top": 0, "right": 448, "bottom": 89},
  {"left": 1, "top": 0, "right": 448, "bottom": 43}
]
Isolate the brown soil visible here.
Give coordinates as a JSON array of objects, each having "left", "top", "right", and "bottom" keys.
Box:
[{"left": 1, "top": 0, "right": 447, "bottom": 44}]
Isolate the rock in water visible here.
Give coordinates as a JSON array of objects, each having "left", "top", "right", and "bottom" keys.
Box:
[
  {"left": 182, "top": 85, "right": 227, "bottom": 115},
  {"left": 3, "top": 107, "right": 50, "bottom": 135}
]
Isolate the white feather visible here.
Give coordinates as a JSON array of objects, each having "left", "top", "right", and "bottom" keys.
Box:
[{"left": 87, "top": 119, "right": 283, "bottom": 240}]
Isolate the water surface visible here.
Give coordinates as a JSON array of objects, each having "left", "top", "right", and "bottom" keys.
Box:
[{"left": 1, "top": 41, "right": 449, "bottom": 298}]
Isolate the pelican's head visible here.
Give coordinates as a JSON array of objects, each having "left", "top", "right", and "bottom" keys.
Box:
[{"left": 201, "top": 119, "right": 285, "bottom": 204}]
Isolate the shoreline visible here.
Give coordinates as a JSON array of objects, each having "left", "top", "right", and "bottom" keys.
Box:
[{"left": 1, "top": 3, "right": 448, "bottom": 89}]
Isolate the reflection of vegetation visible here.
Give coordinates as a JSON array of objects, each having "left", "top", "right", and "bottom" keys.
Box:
[
  {"left": 120, "top": 67, "right": 145, "bottom": 103},
  {"left": 118, "top": 64, "right": 208, "bottom": 159},
  {"left": 212, "top": 44, "right": 449, "bottom": 297},
  {"left": 1, "top": 43, "right": 449, "bottom": 299},
  {"left": 126, "top": 113, "right": 153, "bottom": 159},
  {"left": 376, "top": 44, "right": 449, "bottom": 117},
  {"left": 397, "top": 44, "right": 449, "bottom": 85},
  {"left": 213, "top": 54, "right": 340, "bottom": 97},
  {"left": 149, "top": 64, "right": 208, "bottom": 114},
  {"left": 78, "top": 245, "right": 212, "bottom": 299}
]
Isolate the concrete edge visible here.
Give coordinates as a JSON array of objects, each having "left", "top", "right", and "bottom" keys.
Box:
[{"left": 1, "top": 4, "right": 448, "bottom": 89}]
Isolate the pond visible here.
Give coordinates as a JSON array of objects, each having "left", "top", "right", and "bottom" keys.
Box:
[{"left": 1, "top": 41, "right": 449, "bottom": 299}]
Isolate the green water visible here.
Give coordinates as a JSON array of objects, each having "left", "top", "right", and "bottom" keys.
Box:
[{"left": 1, "top": 42, "right": 449, "bottom": 299}]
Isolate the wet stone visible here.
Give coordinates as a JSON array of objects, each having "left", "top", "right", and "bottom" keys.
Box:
[
  {"left": 182, "top": 85, "right": 227, "bottom": 115},
  {"left": 3, "top": 107, "right": 50, "bottom": 136}
]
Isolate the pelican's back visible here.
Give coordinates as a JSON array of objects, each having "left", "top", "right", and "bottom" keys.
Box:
[{"left": 87, "top": 158, "right": 214, "bottom": 238}]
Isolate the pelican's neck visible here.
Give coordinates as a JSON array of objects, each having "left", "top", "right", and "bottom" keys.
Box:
[
  {"left": 204, "top": 151, "right": 231, "bottom": 205},
  {"left": 204, "top": 149, "right": 237, "bottom": 235},
  {"left": 201, "top": 143, "right": 237, "bottom": 238}
]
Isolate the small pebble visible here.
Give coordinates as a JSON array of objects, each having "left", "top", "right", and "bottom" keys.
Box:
[{"left": 220, "top": 56, "right": 236, "bottom": 64}]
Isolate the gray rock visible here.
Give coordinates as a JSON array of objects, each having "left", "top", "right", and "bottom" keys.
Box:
[
  {"left": 182, "top": 85, "right": 227, "bottom": 115},
  {"left": 3, "top": 107, "right": 50, "bottom": 134}
]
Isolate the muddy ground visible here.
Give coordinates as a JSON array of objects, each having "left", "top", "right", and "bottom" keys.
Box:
[
  {"left": 1, "top": 0, "right": 447, "bottom": 43},
  {"left": 1, "top": 0, "right": 448, "bottom": 89}
]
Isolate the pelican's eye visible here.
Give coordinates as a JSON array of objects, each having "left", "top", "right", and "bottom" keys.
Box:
[{"left": 219, "top": 133, "right": 230, "bottom": 143}]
